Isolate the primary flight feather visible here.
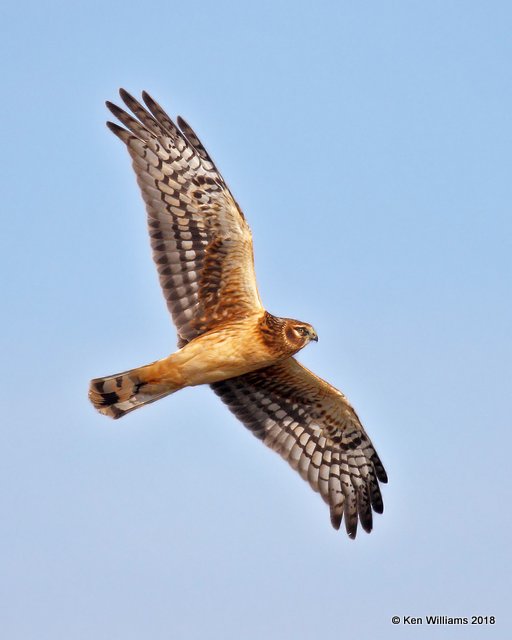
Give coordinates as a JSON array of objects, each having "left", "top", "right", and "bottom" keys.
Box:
[{"left": 89, "top": 89, "right": 388, "bottom": 538}]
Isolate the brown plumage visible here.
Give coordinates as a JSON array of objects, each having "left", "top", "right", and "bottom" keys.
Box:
[{"left": 89, "top": 89, "right": 388, "bottom": 538}]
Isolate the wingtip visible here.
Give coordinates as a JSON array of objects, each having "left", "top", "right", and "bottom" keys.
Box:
[
  {"left": 141, "top": 90, "right": 157, "bottom": 111},
  {"left": 329, "top": 507, "right": 342, "bottom": 531},
  {"left": 105, "top": 120, "right": 126, "bottom": 139},
  {"left": 119, "top": 88, "right": 142, "bottom": 111},
  {"left": 119, "top": 87, "right": 135, "bottom": 104},
  {"left": 346, "top": 518, "right": 358, "bottom": 539},
  {"left": 105, "top": 100, "right": 118, "bottom": 116},
  {"left": 360, "top": 517, "right": 373, "bottom": 535},
  {"left": 373, "top": 502, "right": 384, "bottom": 515}
]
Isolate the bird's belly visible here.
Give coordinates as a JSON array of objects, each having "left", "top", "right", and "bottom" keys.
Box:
[{"left": 166, "top": 325, "right": 272, "bottom": 386}]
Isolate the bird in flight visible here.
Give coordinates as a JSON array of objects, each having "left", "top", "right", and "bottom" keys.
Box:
[{"left": 89, "top": 89, "right": 388, "bottom": 538}]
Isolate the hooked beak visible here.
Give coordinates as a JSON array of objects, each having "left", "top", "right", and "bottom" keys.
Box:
[{"left": 310, "top": 330, "right": 318, "bottom": 342}]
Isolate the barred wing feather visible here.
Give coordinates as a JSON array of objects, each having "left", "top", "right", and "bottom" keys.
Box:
[
  {"left": 211, "top": 358, "right": 387, "bottom": 538},
  {"left": 106, "top": 89, "right": 263, "bottom": 344}
]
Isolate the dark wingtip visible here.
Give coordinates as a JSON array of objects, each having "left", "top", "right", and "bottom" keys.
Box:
[
  {"left": 119, "top": 88, "right": 140, "bottom": 111},
  {"left": 330, "top": 511, "right": 342, "bottom": 531},
  {"left": 345, "top": 516, "right": 358, "bottom": 539},
  {"left": 106, "top": 100, "right": 127, "bottom": 120},
  {"left": 119, "top": 88, "right": 138, "bottom": 107},
  {"left": 360, "top": 515, "right": 373, "bottom": 534},
  {"left": 106, "top": 101, "right": 125, "bottom": 121},
  {"left": 141, "top": 90, "right": 157, "bottom": 111},
  {"left": 374, "top": 456, "right": 388, "bottom": 484},
  {"left": 106, "top": 121, "right": 124, "bottom": 135}
]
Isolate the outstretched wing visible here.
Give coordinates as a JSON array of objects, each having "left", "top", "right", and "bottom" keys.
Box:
[
  {"left": 211, "top": 358, "right": 387, "bottom": 538},
  {"left": 106, "top": 89, "right": 263, "bottom": 344}
]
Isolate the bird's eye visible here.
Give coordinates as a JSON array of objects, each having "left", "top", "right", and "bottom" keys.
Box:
[{"left": 295, "top": 326, "right": 307, "bottom": 336}]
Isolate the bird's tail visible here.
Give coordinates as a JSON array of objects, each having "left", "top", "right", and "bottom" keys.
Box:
[{"left": 89, "top": 360, "right": 181, "bottom": 419}]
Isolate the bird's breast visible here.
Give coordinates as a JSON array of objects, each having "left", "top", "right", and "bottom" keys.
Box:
[{"left": 164, "top": 315, "right": 280, "bottom": 386}]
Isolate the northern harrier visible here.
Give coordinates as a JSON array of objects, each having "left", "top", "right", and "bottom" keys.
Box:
[{"left": 89, "top": 90, "right": 388, "bottom": 538}]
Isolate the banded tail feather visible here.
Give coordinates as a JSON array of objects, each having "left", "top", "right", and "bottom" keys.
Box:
[{"left": 89, "top": 364, "right": 178, "bottom": 419}]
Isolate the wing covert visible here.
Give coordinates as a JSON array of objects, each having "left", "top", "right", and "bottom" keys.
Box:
[
  {"left": 211, "top": 358, "right": 387, "bottom": 538},
  {"left": 106, "top": 89, "right": 263, "bottom": 343}
]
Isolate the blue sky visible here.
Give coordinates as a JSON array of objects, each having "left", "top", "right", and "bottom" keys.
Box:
[{"left": 1, "top": 1, "right": 510, "bottom": 638}]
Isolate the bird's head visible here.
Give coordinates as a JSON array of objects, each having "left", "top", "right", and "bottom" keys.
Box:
[{"left": 283, "top": 319, "right": 318, "bottom": 350}]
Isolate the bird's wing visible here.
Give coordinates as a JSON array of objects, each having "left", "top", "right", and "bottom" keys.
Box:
[
  {"left": 211, "top": 357, "right": 387, "bottom": 538},
  {"left": 106, "top": 89, "right": 263, "bottom": 344}
]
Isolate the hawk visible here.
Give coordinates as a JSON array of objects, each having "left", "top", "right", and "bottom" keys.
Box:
[{"left": 89, "top": 89, "right": 388, "bottom": 538}]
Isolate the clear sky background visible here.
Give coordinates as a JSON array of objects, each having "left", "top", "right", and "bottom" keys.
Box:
[{"left": 1, "top": 1, "right": 510, "bottom": 638}]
